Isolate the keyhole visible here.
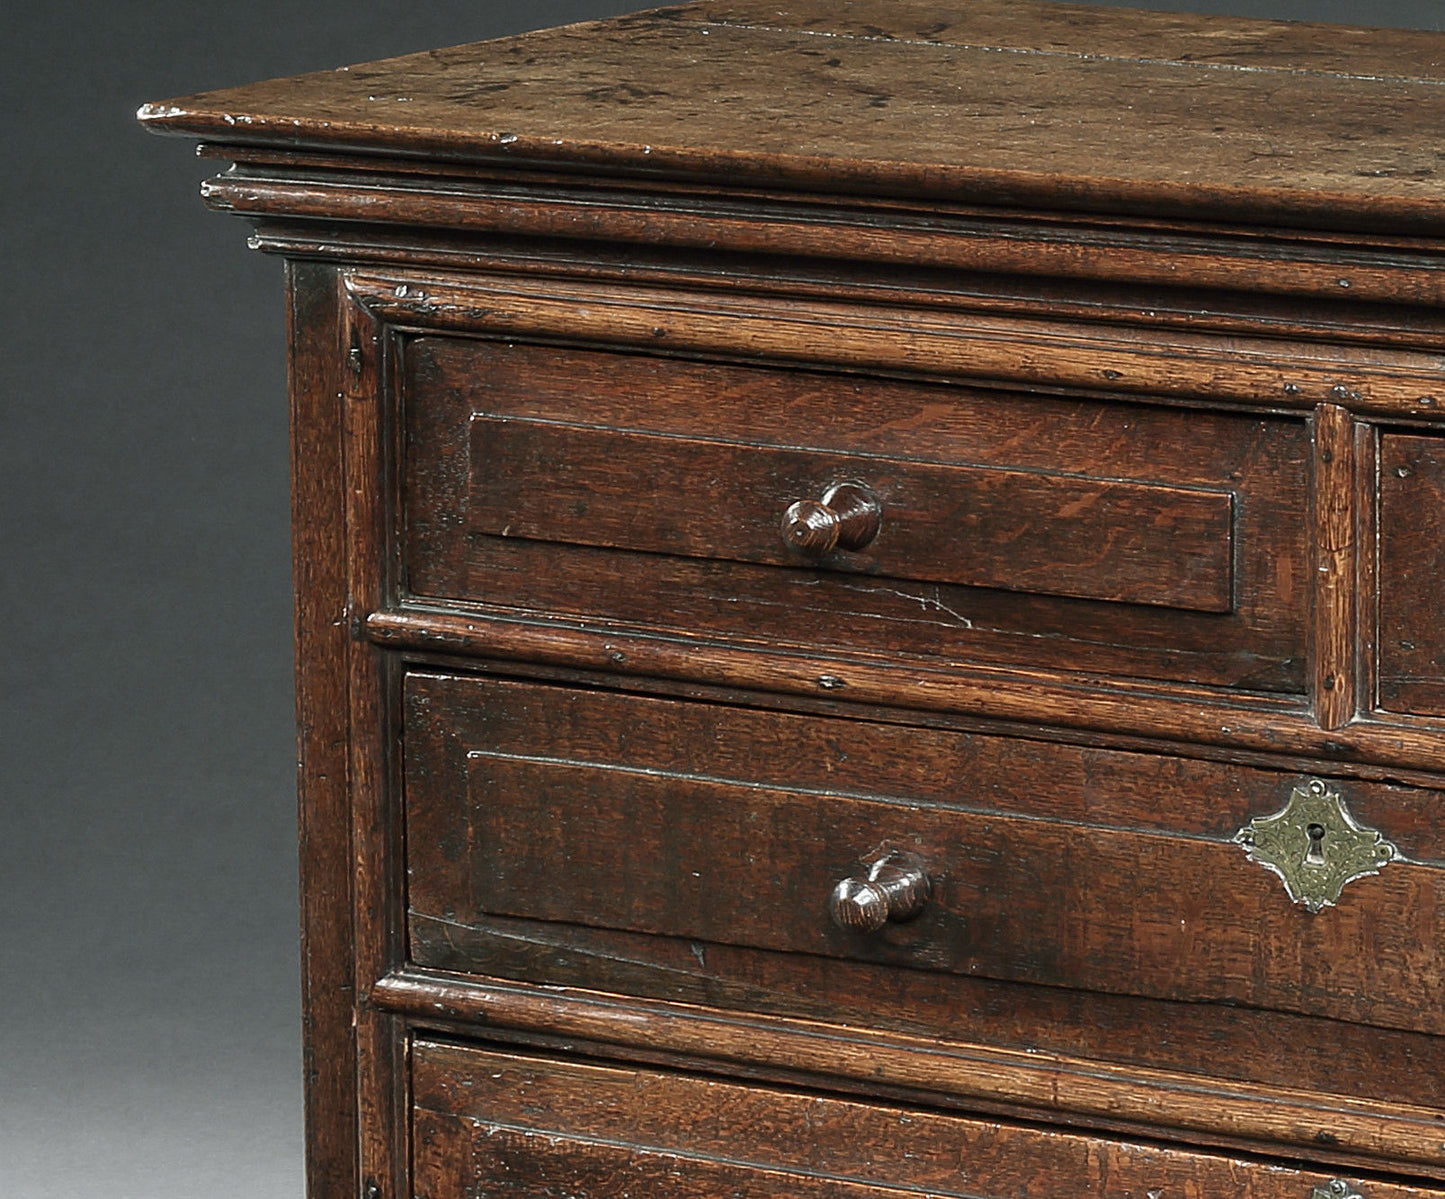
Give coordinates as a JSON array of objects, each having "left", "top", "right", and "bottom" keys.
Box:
[{"left": 1305, "top": 823, "right": 1327, "bottom": 866}]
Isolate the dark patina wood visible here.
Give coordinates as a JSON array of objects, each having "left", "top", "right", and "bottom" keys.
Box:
[
  {"left": 363, "top": 272, "right": 1445, "bottom": 417},
  {"left": 1379, "top": 433, "right": 1445, "bottom": 716},
  {"left": 1311, "top": 403, "right": 1359, "bottom": 730},
  {"left": 404, "top": 671, "right": 1444, "bottom": 1036},
  {"left": 405, "top": 334, "right": 1309, "bottom": 696},
  {"left": 381, "top": 972, "right": 1445, "bottom": 1178},
  {"left": 404, "top": 913, "right": 1445, "bottom": 1112},
  {"left": 143, "top": 3, "right": 1445, "bottom": 1197},
  {"left": 212, "top": 159, "right": 1445, "bottom": 306},
  {"left": 467, "top": 414, "right": 1238, "bottom": 610},
  {"left": 468, "top": 413, "right": 1236, "bottom": 609},
  {"left": 140, "top": 1, "right": 1445, "bottom": 233},
  {"left": 286, "top": 263, "right": 359, "bottom": 1199},
  {"left": 410, "top": 1040, "right": 1445, "bottom": 1196}
]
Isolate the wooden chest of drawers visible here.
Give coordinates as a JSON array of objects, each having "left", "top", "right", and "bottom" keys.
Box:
[{"left": 143, "top": 3, "right": 1445, "bottom": 1195}]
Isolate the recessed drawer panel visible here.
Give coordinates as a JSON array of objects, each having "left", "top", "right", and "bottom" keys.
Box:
[
  {"left": 469, "top": 414, "right": 1235, "bottom": 612},
  {"left": 405, "top": 673, "right": 1445, "bottom": 1038},
  {"left": 1379, "top": 434, "right": 1445, "bottom": 716},
  {"left": 411, "top": 1040, "right": 1442, "bottom": 1199},
  {"left": 403, "top": 338, "right": 1310, "bottom": 694}
]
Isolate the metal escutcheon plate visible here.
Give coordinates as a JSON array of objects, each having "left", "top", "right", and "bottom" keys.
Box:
[
  {"left": 1234, "top": 779, "right": 1397, "bottom": 913},
  {"left": 1311, "top": 1181, "right": 1365, "bottom": 1199}
]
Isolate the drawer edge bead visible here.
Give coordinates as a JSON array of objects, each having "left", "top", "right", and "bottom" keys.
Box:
[
  {"left": 372, "top": 968, "right": 1445, "bottom": 1173},
  {"left": 364, "top": 607, "right": 1445, "bottom": 772}
]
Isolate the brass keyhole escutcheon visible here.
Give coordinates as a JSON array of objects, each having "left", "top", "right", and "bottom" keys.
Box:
[{"left": 1234, "top": 779, "right": 1398, "bottom": 913}]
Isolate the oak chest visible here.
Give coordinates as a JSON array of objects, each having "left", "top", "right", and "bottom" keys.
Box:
[{"left": 143, "top": 3, "right": 1445, "bottom": 1196}]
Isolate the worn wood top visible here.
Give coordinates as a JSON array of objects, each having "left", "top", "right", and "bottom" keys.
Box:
[{"left": 140, "top": 0, "right": 1445, "bottom": 230}]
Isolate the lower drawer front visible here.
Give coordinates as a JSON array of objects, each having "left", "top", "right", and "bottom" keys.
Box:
[
  {"left": 411, "top": 1040, "right": 1436, "bottom": 1199},
  {"left": 404, "top": 672, "right": 1445, "bottom": 1037}
]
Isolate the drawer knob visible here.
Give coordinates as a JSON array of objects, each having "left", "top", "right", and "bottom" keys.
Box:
[
  {"left": 781, "top": 482, "right": 882, "bottom": 555},
  {"left": 828, "top": 849, "right": 930, "bottom": 933}
]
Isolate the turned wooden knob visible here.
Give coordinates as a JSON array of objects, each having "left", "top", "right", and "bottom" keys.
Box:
[
  {"left": 828, "top": 849, "right": 930, "bottom": 933},
  {"left": 781, "top": 482, "right": 882, "bottom": 555}
]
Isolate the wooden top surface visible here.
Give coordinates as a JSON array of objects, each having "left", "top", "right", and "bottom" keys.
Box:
[{"left": 140, "top": 0, "right": 1445, "bottom": 230}]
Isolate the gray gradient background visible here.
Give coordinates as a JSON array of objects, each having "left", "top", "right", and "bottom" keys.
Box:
[{"left": 3, "top": 2, "right": 1440, "bottom": 1195}]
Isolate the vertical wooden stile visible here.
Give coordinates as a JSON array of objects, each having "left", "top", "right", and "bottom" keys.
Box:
[
  {"left": 1355, "top": 422, "right": 1379, "bottom": 719},
  {"left": 288, "top": 260, "right": 361, "bottom": 1199},
  {"left": 1311, "top": 402, "right": 1357, "bottom": 731},
  {"left": 341, "top": 276, "right": 409, "bottom": 1199}
]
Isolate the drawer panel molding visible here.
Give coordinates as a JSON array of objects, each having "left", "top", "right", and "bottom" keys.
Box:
[
  {"left": 405, "top": 673, "right": 1445, "bottom": 1036},
  {"left": 412, "top": 1040, "right": 1444, "bottom": 1199},
  {"left": 379, "top": 1004, "right": 1445, "bottom": 1177},
  {"left": 468, "top": 414, "right": 1238, "bottom": 612},
  {"left": 404, "top": 333, "right": 1309, "bottom": 697},
  {"left": 1379, "top": 434, "right": 1445, "bottom": 717},
  {"left": 349, "top": 270, "right": 1445, "bottom": 416}
]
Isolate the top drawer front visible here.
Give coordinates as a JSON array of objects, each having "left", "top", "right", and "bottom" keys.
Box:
[{"left": 403, "top": 337, "right": 1309, "bottom": 693}]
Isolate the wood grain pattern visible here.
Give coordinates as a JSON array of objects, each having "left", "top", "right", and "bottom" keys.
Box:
[
  {"left": 411, "top": 1041, "right": 1445, "bottom": 1199},
  {"left": 202, "top": 159, "right": 1445, "bottom": 308},
  {"left": 360, "top": 270, "right": 1445, "bottom": 417},
  {"left": 141, "top": 8, "right": 1445, "bottom": 1195},
  {"left": 400, "top": 674, "right": 1443, "bottom": 853},
  {"left": 372, "top": 605, "right": 1445, "bottom": 773},
  {"left": 375, "top": 984, "right": 1445, "bottom": 1175},
  {"left": 468, "top": 413, "right": 1236, "bottom": 612},
  {"left": 1379, "top": 434, "right": 1445, "bottom": 716},
  {"left": 339, "top": 285, "right": 407, "bottom": 1199},
  {"left": 285, "top": 262, "right": 359, "bottom": 1199},
  {"left": 213, "top": 158, "right": 1445, "bottom": 319},
  {"left": 139, "top": 1, "right": 1445, "bottom": 233},
  {"left": 1356, "top": 423, "right": 1380, "bottom": 725},
  {"left": 406, "top": 911, "right": 1445, "bottom": 1111},
  {"left": 1311, "top": 404, "right": 1357, "bottom": 730},
  {"left": 404, "top": 671, "right": 1445, "bottom": 1035},
  {"left": 406, "top": 335, "right": 1307, "bottom": 695},
  {"left": 693, "top": 0, "right": 1445, "bottom": 77}
]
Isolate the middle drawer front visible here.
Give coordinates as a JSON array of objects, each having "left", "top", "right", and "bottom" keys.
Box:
[{"left": 404, "top": 672, "right": 1444, "bottom": 1038}]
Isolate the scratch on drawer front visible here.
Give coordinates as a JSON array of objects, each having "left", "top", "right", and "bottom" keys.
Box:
[
  {"left": 856, "top": 585, "right": 974, "bottom": 628},
  {"left": 417, "top": 912, "right": 822, "bottom": 1006}
]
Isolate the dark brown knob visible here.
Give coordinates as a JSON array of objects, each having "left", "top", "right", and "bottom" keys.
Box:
[
  {"left": 828, "top": 849, "right": 930, "bottom": 933},
  {"left": 781, "top": 482, "right": 881, "bottom": 555}
]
